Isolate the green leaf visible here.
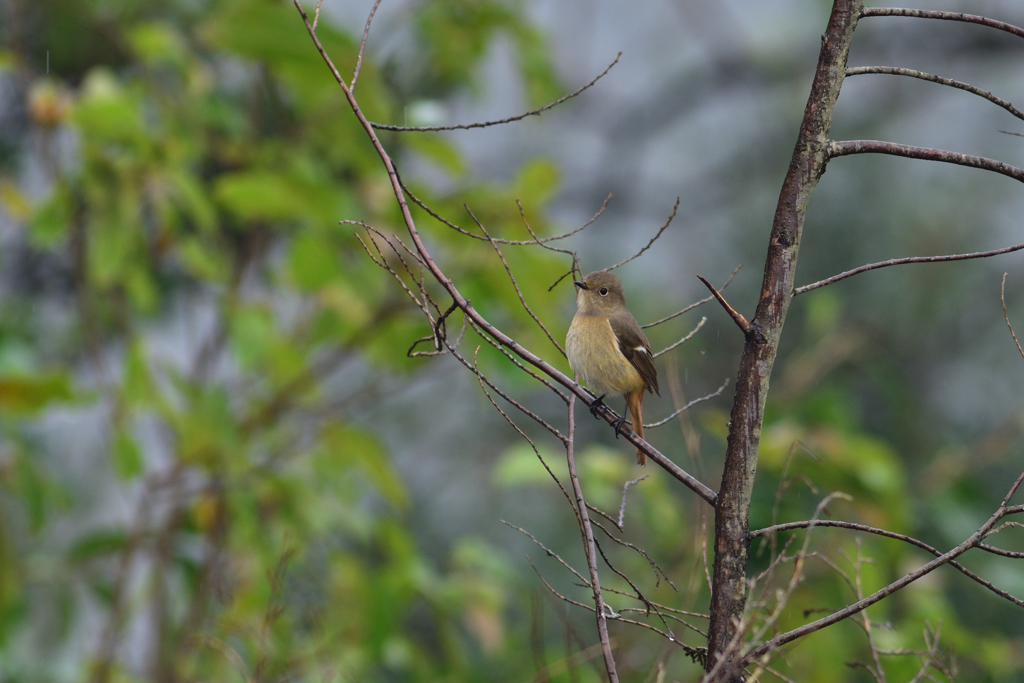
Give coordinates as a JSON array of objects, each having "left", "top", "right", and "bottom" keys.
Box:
[
  {"left": 30, "top": 188, "right": 72, "bottom": 246},
  {"left": 493, "top": 441, "right": 566, "bottom": 486},
  {"left": 127, "top": 22, "right": 188, "bottom": 68},
  {"left": 178, "top": 236, "right": 229, "bottom": 282},
  {"left": 406, "top": 134, "right": 466, "bottom": 177},
  {"left": 66, "top": 530, "right": 129, "bottom": 563},
  {"left": 214, "top": 170, "right": 306, "bottom": 224},
  {"left": 322, "top": 425, "right": 408, "bottom": 508},
  {"left": 0, "top": 372, "right": 73, "bottom": 413},
  {"left": 123, "top": 339, "right": 157, "bottom": 407},
  {"left": 512, "top": 159, "right": 559, "bottom": 206},
  {"left": 287, "top": 233, "right": 342, "bottom": 292},
  {"left": 73, "top": 70, "right": 146, "bottom": 144},
  {"left": 112, "top": 429, "right": 143, "bottom": 480}
]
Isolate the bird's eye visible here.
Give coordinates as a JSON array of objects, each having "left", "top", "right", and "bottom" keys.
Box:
[{"left": 599, "top": 287, "right": 609, "bottom": 296}]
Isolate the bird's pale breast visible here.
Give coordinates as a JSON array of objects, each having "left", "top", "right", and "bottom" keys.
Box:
[{"left": 566, "top": 314, "right": 645, "bottom": 395}]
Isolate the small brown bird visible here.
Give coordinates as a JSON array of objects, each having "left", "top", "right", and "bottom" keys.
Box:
[{"left": 566, "top": 271, "right": 660, "bottom": 464}]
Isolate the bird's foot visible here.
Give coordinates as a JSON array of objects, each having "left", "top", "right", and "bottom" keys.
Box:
[
  {"left": 612, "top": 413, "right": 628, "bottom": 438},
  {"left": 588, "top": 394, "right": 607, "bottom": 418}
]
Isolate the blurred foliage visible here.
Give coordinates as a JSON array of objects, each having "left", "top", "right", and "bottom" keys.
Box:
[
  {"left": 0, "top": 0, "right": 581, "bottom": 681},
  {"left": 0, "top": 0, "right": 1021, "bottom": 682}
]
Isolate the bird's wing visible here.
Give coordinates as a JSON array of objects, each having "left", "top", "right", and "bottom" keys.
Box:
[{"left": 610, "top": 314, "right": 660, "bottom": 395}]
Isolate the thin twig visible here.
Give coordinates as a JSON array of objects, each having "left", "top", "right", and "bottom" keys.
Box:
[
  {"left": 1001, "top": 273, "right": 1024, "bottom": 362},
  {"left": 372, "top": 53, "right": 622, "bottom": 131},
  {"left": 696, "top": 274, "right": 751, "bottom": 335},
  {"left": 465, "top": 204, "right": 567, "bottom": 357},
  {"left": 606, "top": 198, "right": 679, "bottom": 271},
  {"left": 645, "top": 379, "right": 729, "bottom": 429},
  {"left": 750, "top": 518, "right": 1024, "bottom": 607},
  {"left": 401, "top": 178, "right": 609, "bottom": 247},
  {"left": 590, "top": 520, "right": 677, "bottom": 590},
  {"left": 464, "top": 316, "right": 568, "bottom": 401},
  {"left": 312, "top": 0, "right": 324, "bottom": 31},
  {"left": 859, "top": 7, "right": 1024, "bottom": 40},
  {"left": 351, "top": 0, "right": 383, "bottom": 91},
  {"left": 642, "top": 265, "right": 741, "bottom": 329},
  {"left": 504, "top": 521, "right": 590, "bottom": 586},
  {"left": 653, "top": 317, "right": 706, "bottom": 358},
  {"left": 451, "top": 342, "right": 568, "bottom": 444},
  {"left": 795, "top": 241, "right": 1024, "bottom": 295},
  {"left": 846, "top": 66, "right": 1024, "bottom": 122}
]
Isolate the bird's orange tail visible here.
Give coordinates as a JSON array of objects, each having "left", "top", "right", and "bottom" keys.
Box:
[{"left": 628, "top": 391, "right": 646, "bottom": 465}]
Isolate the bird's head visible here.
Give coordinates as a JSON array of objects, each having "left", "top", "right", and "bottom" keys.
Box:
[{"left": 573, "top": 271, "right": 626, "bottom": 314}]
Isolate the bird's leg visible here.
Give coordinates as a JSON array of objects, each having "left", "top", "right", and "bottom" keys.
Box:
[
  {"left": 611, "top": 394, "right": 629, "bottom": 438},
  {"left": 588, "top": 394, "right": 607, "bottom": 418}
]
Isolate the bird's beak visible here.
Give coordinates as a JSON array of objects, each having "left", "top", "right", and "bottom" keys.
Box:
[{"left": 574, "top": 281, "right": 587, "bottom": 290}]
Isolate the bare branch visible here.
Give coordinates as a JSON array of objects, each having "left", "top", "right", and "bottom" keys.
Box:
[
  {"left": 743, "top": 470, "right": 1024, "bottom": 665},
  {"left": 591, "top": 519, "right": 677, "bottom": 591},
  {"left": 606, "top": 198, "right": 679, "bottom": 271},
  {"left": 504, "top": 521, "right": 590, "bottom": 586},
  {"left": 516, "top": 200, "right": 582, "bottom": 278},
  {"left": 453, "top": 343, "right": 568, "bottom": 444},
  {"left": 828, "top": 139, "right": 1024, "bottom": 183},
  {"left": 465, "top": 204, "right": 567, "bottom": 357},
  {"left": 565, "top": 394, "right": 620, "bottom": 683},
  {"left": 696, "top": 274, "right": 751, "bottom": 335},
  {"left": 372, "top": 53, "right": 622, "bottom": 131},
  {"left": 351, "top": 0, "right": 383, "bottom": 91},
  {"left": 1001, "top": 273, "right": 1024, "bottom": 362},
  {"left": 653, "top": 316, "right": 706, "bottom": 358},
  {"left": 794, "top": 241, "right": 1024, "bottom": 295},
  {"left": 859, "top": 7, "right": 1024, "bottom": 40},
  {"left": 976, "top": 543, "right": 1024, "bottom": 559},
  {"left": 751, "top": 518, "right": 1024, "bottom": 608},
  {"left": 846, "top": 66, "right": 1024, "bottom": 122},
  {"left": 311, "top": 0, "right": 324, "bottom": 31},
  {"left": 645, "top": 379, "right": 729, "bottom": 429},
  {"left": 642, "top": 265, "right": 742, "bottom": 329},
  {"left": 401, "top": 177, "right": 609, "bottom": 248},
  {"left": 464, "top": 316, "right": 568, "bottom": 401}
]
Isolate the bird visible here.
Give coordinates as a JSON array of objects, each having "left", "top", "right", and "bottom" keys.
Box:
[{"left": 566, "top": 271, "right": 660, "bottom": 464}]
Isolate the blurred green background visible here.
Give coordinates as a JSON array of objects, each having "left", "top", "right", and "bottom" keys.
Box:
[{"left": 1, "top": 0, "right": 1023, "bottom": 681}]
